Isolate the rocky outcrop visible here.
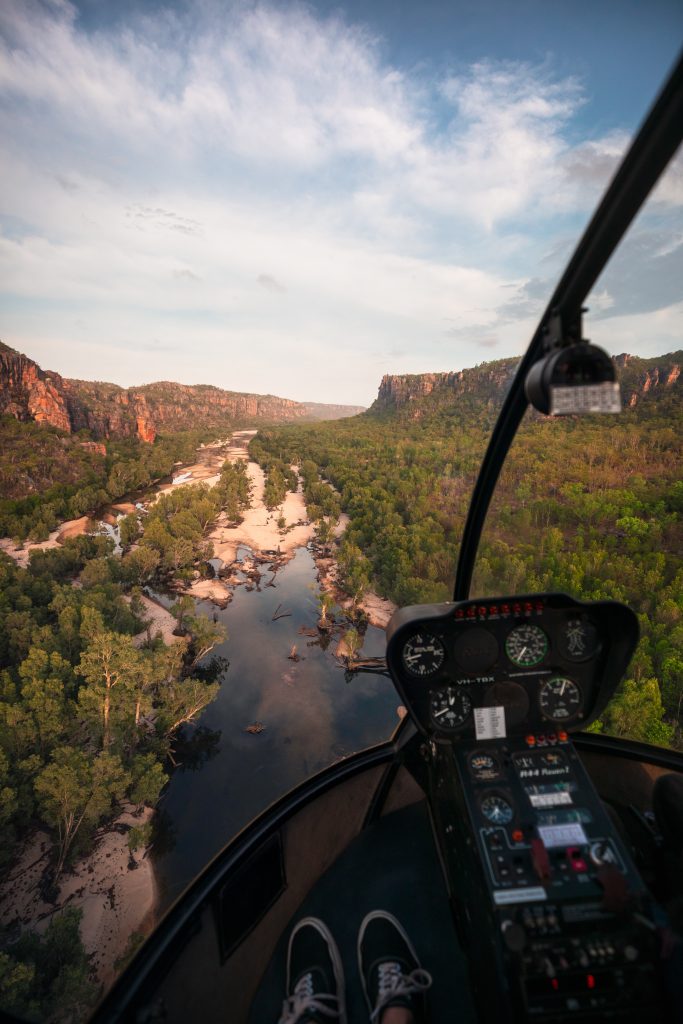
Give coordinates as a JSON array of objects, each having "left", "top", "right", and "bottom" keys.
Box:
[
  {"left": 614, "top": 353, "right": 682, "bottom": 407},
  {"left": 0, "top": 343, "right": 72, "bottom": 432},
  {"left": 0, "top": 342, "right": 363, "bottom": 442},
  {"left": 371, "top": 359, "right": 519, "bottom": 417},
  {"left": 371, "top": 353, "right": 681, "bottom": 418}
]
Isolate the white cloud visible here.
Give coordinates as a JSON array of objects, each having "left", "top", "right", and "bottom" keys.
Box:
[{"left": 0, "top": 0, "right": 681, "bottom": 403}]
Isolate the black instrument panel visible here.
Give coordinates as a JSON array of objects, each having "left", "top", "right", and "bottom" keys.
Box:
[{"left": 386, "top": 593, "right": 638, "bottom": 740}]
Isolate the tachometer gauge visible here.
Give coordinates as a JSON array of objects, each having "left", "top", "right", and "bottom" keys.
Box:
[
  {"left": 481, "top": 794, "right": 514, "bottom": 825},
  {"left": 430, "top": 687, "right": 472, "bottom": 729},
  {"left": 539, "top": 677, "right": 582, "bottom": 722},
  {"left": 401, "top": 632, "right": 445, "bottom": 677},
  {"left": 505, "top": 624, "right": 548, "bottom": 667}
]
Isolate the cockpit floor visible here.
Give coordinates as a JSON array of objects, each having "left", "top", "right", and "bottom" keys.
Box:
[{"left": 249, "top": 800, "right": 477, "bottom": 1022}]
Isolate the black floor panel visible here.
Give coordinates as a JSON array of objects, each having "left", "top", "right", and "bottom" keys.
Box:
[{"left": 250, "top": 800, "right": 477, "bottom": 1023}]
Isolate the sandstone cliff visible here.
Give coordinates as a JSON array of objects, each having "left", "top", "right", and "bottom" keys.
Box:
[
  {"left": 0, "top": 343, "right": 362, "bottom": 441},
  {"left": 370, "top": 352, "right": 681, "bottom": 418}
]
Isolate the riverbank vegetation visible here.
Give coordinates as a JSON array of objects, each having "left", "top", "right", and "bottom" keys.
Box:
[
  {"left": 251, "top": 384, "right": 683, "bottom": 749},
  {"left": 0, "top": 457, "right": 240, "bottom": 1017},
  {"left": 0, "top": 420, "right": 213, "bottom": 542}
]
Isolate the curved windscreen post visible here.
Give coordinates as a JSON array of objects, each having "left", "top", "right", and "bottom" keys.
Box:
[{"left": 453, "top": 48, "right": 683, "bottom": 602}]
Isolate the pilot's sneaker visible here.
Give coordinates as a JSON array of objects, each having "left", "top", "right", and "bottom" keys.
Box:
[
  {"left": 357, "top": 910, "right": 432, "bottom": 1023},
  {"left": 278, "top": 916, "right": 347, "bottom": 1023}
]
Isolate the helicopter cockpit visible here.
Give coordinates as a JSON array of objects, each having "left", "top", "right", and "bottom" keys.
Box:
[{"left": 87, "top": 49, "right": 683, "bottom": 1024}]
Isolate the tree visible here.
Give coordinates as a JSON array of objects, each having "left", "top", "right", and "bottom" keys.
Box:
[
  {"left": 34, "top": 747, "right": 130, "bottom": 876},
  {"left": 170, "top": 595, "right": 194, "bottom": 633},
  {"left": 184, "top": 614, "right": 226, "bottom": 667},
  {"left": 77, "top": 631, "right": 140, "bottom": 748},
  {"left": 119, "top": 513, "right": 140, "bottom": 549},
  {"left": 158, "top": 679, "right": 220, "bottom": 738}
]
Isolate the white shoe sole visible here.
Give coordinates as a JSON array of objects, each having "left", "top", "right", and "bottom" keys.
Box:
[{"left": 286, "top": 916, "right": 348, "bottom": 1024}]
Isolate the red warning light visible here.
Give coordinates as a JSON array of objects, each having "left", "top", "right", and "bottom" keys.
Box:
[
  {"left": 551, "top": 979, "right": 559, "bottom": 992},
  {"left": 467, "top": 606, "right": 477, "bottom": 618},
  {"left": 586, "top": 975, "right": 596, "bottom": 990},
  {"left": 455, "top": 608, "right": 465, "bottom": 619},
  {"left": 501, "top": 604, "right": 510, "bottom": 615},
  {"left": 478, "top": 606, "right": 487, "bottom": 617}
]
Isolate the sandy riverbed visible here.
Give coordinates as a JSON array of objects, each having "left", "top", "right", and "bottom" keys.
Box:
[
  {"left": 132, "top": 594, "right": 183, "bottom": 646},
  {"left": 0, "top": 513, "right": 96, "bottom": 568},
  {"left": 0, "top": 806, "right": 156, "bottom": 991}
]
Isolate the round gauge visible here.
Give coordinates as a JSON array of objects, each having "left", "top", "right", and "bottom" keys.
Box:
[
  {"left": 505, "top": 624, "right": 548, "bottom": 667},
  {"left": 480, "top": 794, "right": 514, "bottom": 825},
  {"left": 401, "top": 632, "right": 445, "bottom": 677},
  {"left": 453, "top": 628, "right": 499, "bottom": 672},
  {"left": 558, "top": 618, "right": 600, "bottom": 662},
  {"left": 430, "top": 687, "right": 472, "bottom": 730},
  {"left": 483, "top": 681, "right": 530, "bottom": 727},
  {"left": 539, "top": 677, "right": 582, "bottom": 722},
  {"left": 469, "top": 751, "right": 500, "bottom": 780}
]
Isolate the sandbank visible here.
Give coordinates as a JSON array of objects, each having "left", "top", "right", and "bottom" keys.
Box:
[
  {"left": 0, "top": 806, "right": 156, "bottom": 991},
  {"left": 132, "top": 594, "right": 183, "bottom": 646}
]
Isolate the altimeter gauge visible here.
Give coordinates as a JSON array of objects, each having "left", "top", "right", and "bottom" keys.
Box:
[
  {"left": 505, "top": 624, "right": 548, "bottom": 667},
  {"left": 480, "top": 793, "right": 514, "bottom": 825},
  {"left": 539, "top": 677, "right": 582, "bottom": 721},
  {"left": 430, "top": 687, "right": 472, "bottom": 729},
  {"left": 401, "top": 633, "right": 445, "bottom": 677}
]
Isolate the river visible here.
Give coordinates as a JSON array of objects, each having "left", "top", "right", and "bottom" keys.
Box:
[{"left": 150, "top": 449, "right": 399, "bottom": 909}]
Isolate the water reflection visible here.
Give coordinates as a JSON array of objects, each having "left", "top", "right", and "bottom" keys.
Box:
[{"left": 152, "top": 547, "right": 397, "bottom": 907}]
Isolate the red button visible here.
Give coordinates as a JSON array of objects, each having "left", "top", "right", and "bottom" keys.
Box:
[
  {"left": 526, "top": 735, "right": 536, "bottom": 746},
  {"left": 558, "top": 730, "right": 568, "bottom": 742},
  {"left": 512, "top": 829, "right": 524, "bottom": 843}
]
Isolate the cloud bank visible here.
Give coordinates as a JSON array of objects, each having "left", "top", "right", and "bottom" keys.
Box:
[{"left": 0, "top": 0, "right": 680, "bottom": 402}]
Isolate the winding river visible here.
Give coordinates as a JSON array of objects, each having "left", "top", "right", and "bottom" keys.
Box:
[{"left": 150, "top": 443, "right": 399, "bottom": 909}]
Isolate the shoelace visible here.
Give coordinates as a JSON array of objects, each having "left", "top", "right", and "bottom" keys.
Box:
[
  {"left": 370, "top": 961, "right": 433, "bottom": 1022},
  {"left": 278, "top": 972, "right": 341, "bottom": 1024}
]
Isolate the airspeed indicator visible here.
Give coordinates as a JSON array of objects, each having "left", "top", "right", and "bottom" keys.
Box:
[
  {"left": 401, "top": 633, "right": 445, "bottom": 677},
  {"left": 505, "top": 624, "right": 548, "bottom": 667}
]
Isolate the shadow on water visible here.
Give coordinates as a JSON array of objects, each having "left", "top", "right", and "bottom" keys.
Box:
[{"left": 152, "top": 546, "right": 397, "bottom": 908}]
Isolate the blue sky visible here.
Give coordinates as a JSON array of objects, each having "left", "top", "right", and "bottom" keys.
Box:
[{"left": 0, "top": 1, "right": 681, "bottom": 404}]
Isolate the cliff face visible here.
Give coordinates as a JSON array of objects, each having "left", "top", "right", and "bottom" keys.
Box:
[
  {"left": 371, "top": 359, "right": 519, "bottom": 418},
  {"left": 0, "top": 344, "right": 72, "bottom": 432},
  {"left": 614, "top": 353, "right": 682, "bottom": 407},
  {"left": 0, "top": 343, "right": 361, "bottom": 441},
  {"left": 371, "top": 353, "right": 682, "bottom": 418}
]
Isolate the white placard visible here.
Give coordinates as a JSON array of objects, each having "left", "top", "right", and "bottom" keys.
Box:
[
  {"left": 493, "top": 887, "right": 547, "bottom": 905},
  {"left": 538, "top": 823, "right": 588, "bottom": 848},
  {"left": 474, "top": 706, "right": 506, "bottom": 740},
  {"left": 550, "top": 382, "right": 621, "bottom": 415},
  {"left": 529, "top": 792, "right": 573, "bottom": 808}
]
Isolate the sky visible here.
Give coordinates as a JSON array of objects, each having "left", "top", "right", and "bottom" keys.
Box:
[{"left": 0, "top": 1, "right": 681, "bottom": 405}]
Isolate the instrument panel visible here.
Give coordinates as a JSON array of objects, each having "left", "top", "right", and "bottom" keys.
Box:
[{"left": 385, "top": 593, "right": 638, "bottom": 740}]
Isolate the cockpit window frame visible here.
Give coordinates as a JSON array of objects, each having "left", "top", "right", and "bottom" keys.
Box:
[{"left": 454, "top": 49, "right": 683, "bottom": 602}]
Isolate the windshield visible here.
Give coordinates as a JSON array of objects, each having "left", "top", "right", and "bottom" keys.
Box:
[
  {"left": 471, "top": 169, "right": 683, "bottom": 749},
  {"left": 0, "top": 4, "right": 682, "bottom": 1023}
]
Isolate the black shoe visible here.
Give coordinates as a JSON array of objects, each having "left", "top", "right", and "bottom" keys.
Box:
[
  {"left": 278, "top": 916, "right": 347, "bottom": 1023},
  {"left": 357, "top": 910, "right": 432, "bottom": 1023}
]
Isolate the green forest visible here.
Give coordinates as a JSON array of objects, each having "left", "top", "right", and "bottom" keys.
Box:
[
  {"left": 0, "top": 456, "right": 253, "bottom": 1020},
  {"left": 252, "top": 370, "right": 682, "bottom": 750}
]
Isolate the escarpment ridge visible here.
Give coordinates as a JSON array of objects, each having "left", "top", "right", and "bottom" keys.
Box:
[
  {"left": 370, "top": 352, "right": 681, "bottom": 418},
  {"left": 0, "top": 342, "right": 364, "bottom": 441}
]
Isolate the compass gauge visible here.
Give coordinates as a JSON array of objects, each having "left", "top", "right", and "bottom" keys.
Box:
[
  {"left": 401, "top": 633, "right": 445, "bottom": 677},
  {"left": 505, "top": 624, "right": 548, "bottom": 667}
]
